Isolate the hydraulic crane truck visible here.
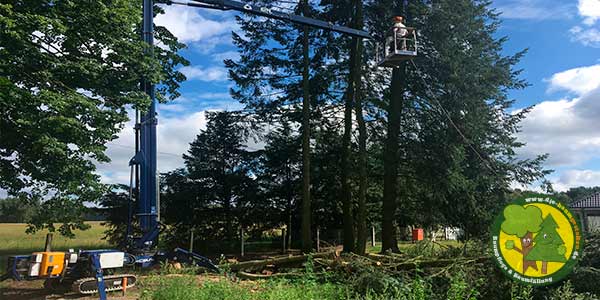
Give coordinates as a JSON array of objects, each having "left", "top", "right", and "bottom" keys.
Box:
[{"left": 2, "top": 1, "right": 415, "bottom": 299}]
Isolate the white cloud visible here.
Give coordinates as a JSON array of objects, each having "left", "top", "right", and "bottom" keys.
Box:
[
  {"left": 552, "top": 170, "right": 600, "bottom": 191},
  {"left": 167, "top": 93, "right": 241, "bottom": 111},
  {"left": 547, "top": 64, "right": 600, "bottom": 94},
  {"left": 578, "top": 0, "right": 600, "bottom": 25},
  {"left": 96, "top": 110, "right": 208, "bottom": 185},
  {"left": 212, "top": 50, "right": 241, "bottom": 62},
  {"left": 517, "top": 65, "right": 600, "bottom": 167},
  {"left": 160, "top": 103, "right": 187, "bottom": 112},
  {"left": 569, "top": 26, "right": 600, "bottom": 47},
  {"left": 155, "top": 5, "right": 237, "bottom": 44},
  {"left": 570, "top": 0, "right": 600, "bottom": 47},
  {"left": 192, "top": 35, "right": 234, "bottom": 54},
  {"left": 517, "top": 98, "right": 595, "bottom": 166},
  {"left": 180, "top": 66, "right": 228, "bottom": 81},
  {"left": 494, "top": 0, "right": 574, "bottom": 20},
  {"left": 197, "top": 92, "right": 231, "bottom": 99}
]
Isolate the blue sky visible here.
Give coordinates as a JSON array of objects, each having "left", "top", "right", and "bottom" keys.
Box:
[
  {"left": 490, "top": 0, "right": 600, "bottom": 190},
  {"left": 97, "top": 0, "right": 600, "bottom": 192}
]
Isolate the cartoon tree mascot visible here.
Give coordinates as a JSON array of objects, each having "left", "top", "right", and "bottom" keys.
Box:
[
  {"left": 525, "top": 214, "right": 567, "bottom": 274},
  {"left": 501, "top": 204, "right": 543, "bottom": 273}
]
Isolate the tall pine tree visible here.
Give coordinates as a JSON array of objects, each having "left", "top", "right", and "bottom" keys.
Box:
[
  {"left": 258, "top": 121, "right": 302, "bottom": 249},
  {"left": 161, "top": 111, "right": 263, "bottom": 246},
  {"left": 363, "top": 0, "right": 550, "bottom": 250},
  {"left": 226, "top": 0, "right": 352, "bottom": 252}
]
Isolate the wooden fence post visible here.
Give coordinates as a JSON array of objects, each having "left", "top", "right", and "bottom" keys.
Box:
[
  {"left": 240, "top": 226, "right": 245, "bottom": 257},
  {"left": 316, "top": 227, "right": 320, "bottom": 252},
  {"left": 189, "top": 229, "right": 194, "bottom": 253},
  {"left": 371, "top": 226, "right": 376, "bottom": 247},
  {"left": 282, "top": 227, "right": 287, "bottom": 253}
]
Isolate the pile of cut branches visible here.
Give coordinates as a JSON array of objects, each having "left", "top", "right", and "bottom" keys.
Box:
[{"left": 219, "top": 249, "right": 491, "bottom": 280}]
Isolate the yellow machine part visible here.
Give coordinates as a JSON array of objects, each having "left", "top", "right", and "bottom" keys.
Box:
[{"left": 34, "top": 252, "right": 66, "bottom": 277}]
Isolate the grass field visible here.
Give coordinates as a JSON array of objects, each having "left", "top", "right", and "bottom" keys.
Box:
[
  {"left": 139, "top": 275, "right": 351, "bottom": 300},
  {"left": 0, "top": 222, "right": 461, "bottom": 277},
  {"left": 0, "top": 222, "right": 110, "bottom": 275}
]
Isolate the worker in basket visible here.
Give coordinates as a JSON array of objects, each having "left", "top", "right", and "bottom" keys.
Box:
[{"left": 387, "top": 15, "right": 408, "bottom": 52}]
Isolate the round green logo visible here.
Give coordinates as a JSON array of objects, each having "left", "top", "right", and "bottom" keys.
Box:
[{"left": 491, "top": 194, "right": 583, "bottom": 285}]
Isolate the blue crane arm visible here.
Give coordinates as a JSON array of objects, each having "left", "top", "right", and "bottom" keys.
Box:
[{"left": 167, "top": 0, "right": 372, "bottom": 39}]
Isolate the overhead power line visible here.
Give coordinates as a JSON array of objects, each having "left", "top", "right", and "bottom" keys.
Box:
[
  {"left": 408, "top": 60, "right": 499, "bottom": 175},
  {"left": 107, "top": 142, "right": 181, "bottom": 158},
  {"left": 107, "top": 142, "right": 263, "bottom": 156}
]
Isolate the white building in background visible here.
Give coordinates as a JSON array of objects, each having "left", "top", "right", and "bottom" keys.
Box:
[
  {"left": 444, "top": 227, "right": 462, "bottom": 240},
  {"left": 570, "top": 192, "right": 600, "bottom": 232}
]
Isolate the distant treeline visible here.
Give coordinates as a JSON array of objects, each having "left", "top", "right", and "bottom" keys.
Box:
[{"left": 0, "top": 197, "right": 105, "bottom": 223}]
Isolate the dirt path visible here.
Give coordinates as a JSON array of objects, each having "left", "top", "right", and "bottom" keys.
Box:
[
  {"left": 0, "top": 280, "right": 140, "bottom": 300},
  {"left": 0, "top": 273, "right": 232, "bottom": 300}
]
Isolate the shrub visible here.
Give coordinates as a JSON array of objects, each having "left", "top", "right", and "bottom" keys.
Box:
[
  {"left": 446, "top": 269, "right": 481, "bottom": 300},
  {"left": 509, "top": 283, "right": 533, "bottom": 300},
  {"left": 548, "top": 281, "right": 595, "bottom": 300}
]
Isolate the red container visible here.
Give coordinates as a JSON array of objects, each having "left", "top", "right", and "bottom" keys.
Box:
[{"left": 412, "top": 228, "right": 424, "bottom": 241}]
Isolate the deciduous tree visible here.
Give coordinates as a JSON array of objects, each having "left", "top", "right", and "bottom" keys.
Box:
[{"left": 0, "top": 0, "right": 187, "bottom": 236}]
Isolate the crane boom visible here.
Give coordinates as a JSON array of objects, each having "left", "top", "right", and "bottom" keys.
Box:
[{"left": 168, "top": 0, "right": 372, "bottom": 39}]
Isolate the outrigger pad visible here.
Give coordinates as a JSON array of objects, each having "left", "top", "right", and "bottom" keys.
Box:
[{"left": 4, "top": 255, "right": 31, "bottom": 281}]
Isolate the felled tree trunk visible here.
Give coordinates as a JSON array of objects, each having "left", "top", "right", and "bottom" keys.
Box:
[
  {"left": 225, "top": 252, "right": 334, "bottom": 272},
  {"left": 237, "top": 271, "right": 304, "bottom": 280}
]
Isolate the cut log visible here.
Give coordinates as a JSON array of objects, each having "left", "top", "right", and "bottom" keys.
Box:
[
  {"left": 316, "top": 255, "right": 490, "bottom": 273},
  {"left": 366, "top": 253, "right": 406, "bottom": 262},
  {"left": 237, "top": 271, "right": 306, "bottom": 280},
  {"left": 391, "top": 256, "right": 490, "bottom": 271},
  {"left": 224, "top": 252, "right": 334, "bottom": 272}
]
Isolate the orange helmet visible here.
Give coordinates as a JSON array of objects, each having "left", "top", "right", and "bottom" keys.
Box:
[{"left": 393, "top": 16, "right": 404, "bottom": 22}]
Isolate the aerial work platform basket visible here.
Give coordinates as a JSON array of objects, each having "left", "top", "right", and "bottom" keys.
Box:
[{"left": 378, "top": 26, "right": 417, "bottom": 68}]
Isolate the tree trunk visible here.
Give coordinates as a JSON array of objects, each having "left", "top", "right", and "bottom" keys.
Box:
[
  {"left": 286, "top": 162, "right": 293, "bottom": 251},
  {"left": 341, "top": 41, "right": 355, "bottom": 254},
  {"left": 287, "top": 209, "right": 292, "bottom": 250},
  {"left": 381, "top": 65, "right": 405, "bottom": 253},
  {"left": 353, "top": 0, "right": 367, "bottom": 256},
  {"left": 300, "top": 0, "right": 312, "bottom": 253}
]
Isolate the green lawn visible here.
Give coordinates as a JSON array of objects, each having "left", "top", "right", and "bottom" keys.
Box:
[
  {"left": 0, "top": 222, "right": 110, "bottom": 275},
  {"left": 139, "top": 275, "right": 352, "bottom": 300}
]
